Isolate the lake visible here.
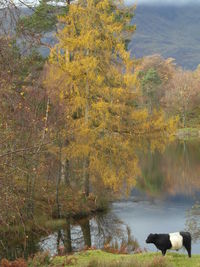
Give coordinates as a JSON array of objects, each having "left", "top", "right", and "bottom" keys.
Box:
[
  {"left": 1, "top": 138, "right": 200, "bottom": 259},
  {"left": 113, "top": 138, "right": 200, "bottom": 254}
]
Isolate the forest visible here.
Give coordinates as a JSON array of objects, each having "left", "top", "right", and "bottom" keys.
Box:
[{"left": 0, "top": 0, "right": 200, "bottom": 265}]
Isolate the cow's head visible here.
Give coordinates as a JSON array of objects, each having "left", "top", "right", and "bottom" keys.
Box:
[{"left": 146, "top": 233, "right": 158, "bottom": 244}]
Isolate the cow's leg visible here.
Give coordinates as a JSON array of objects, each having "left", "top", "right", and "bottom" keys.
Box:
[
  {"left": 182, "top": 234, "right": 192, "bottom": 258},
  {"left": 185, "top": 243, "right": 191, "bottom": 258},
  {"left": 180, "top": 232, "right": 192, "bottom": 258},
  {"left": 162, "top": 250, "right": 166, "bottom": 256}
]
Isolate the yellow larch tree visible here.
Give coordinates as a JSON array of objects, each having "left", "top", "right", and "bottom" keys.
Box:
[{"left": 45, "top": 0, "right": 177, "bottom": 197}]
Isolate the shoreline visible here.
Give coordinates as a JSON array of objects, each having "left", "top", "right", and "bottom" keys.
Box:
[{"left": 176, "top": 127, "right": 200, "bottom": 140}]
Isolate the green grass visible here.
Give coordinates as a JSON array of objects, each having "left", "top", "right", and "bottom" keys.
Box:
[{"left": 48, "top": 250, "right": 200, "bottom": 267}]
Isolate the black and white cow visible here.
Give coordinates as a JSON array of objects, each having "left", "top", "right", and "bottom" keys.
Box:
[{"left": 146, "top": 232, "right": 191, "bottom": 257}]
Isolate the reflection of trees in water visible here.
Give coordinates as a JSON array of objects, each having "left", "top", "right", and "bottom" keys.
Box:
[
  {"left": 1, "top": 211, "right": 138, "bottom": 259},
  {"left": 137, "top": 150, "right": 165, "bottom": 197},
  {"left": 93, "top": 212, "right": 139, "bottom": 253},
  {"left": 56, "top": 219, "right": 72, "bottom": 254},
  {"left": 163, "top": 140, "right": 197, "bottom": 196},
  {"left": 137, "top": 140, "right": 200, "bottom": 197},
  {"left": 55, "top": 212, "right": 138, "bottom": 254},
  {"left": 185, "top": 202, "right": 200, "bottom": 243},
  {"left": 91, "top": 212, "right": 127, "bottom": 248}
]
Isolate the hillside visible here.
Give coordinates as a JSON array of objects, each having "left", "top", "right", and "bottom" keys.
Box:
[
  {"left": 130, "top": 4, "right": 200, "bottom": 69},
  {"left": 1, "top": 4, "right": 200, "bottom": 69}
]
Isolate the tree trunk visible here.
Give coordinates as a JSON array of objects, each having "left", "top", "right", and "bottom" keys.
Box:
[
  {"left": 56, "top": 146, "right": 62, "bottom": 218},
  {"left": 83, "top": 157, "right": 90, "bottom": 196},
  {"left": 29, "top": 98, "right": 50, "bottom": 218},
  {"left": 64, "top": 218, "right": 72, "bottom": 253},
  {"left": 182, "top": 112, "right": 186, "bottom": 127},
  {"left": 61, "top": 158, "right": 66, "bottom": 184},
  {"left": 80, "top": 218, "right": 91, "bottom": 248},
  {"left": 60, "top": 158, "right": 70, "bottom": 185},
  {"left": 83, "top": 52, "right": 90, "bottom": 196}
]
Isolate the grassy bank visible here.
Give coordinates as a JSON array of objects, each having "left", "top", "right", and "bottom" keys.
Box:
[
  {"left": 26, "top": 250, "right": 200, "bottom": 267},
  {"left": 176, "top": 127, "right": 200, "bottom": 140}
]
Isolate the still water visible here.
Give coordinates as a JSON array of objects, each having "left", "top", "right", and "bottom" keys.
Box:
[
  {"left": 2, "top": 139, "right": 200, "bottom": 259},
  {"left": 113, "top": 194, "right": 200, "bottom": 254}
]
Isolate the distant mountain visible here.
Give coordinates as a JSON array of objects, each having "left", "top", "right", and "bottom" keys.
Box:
[
  {"left": 2, "top": 5, "right": 200, "bottom": 70},
  {"left": 130, "top": 4, "right": 200, "bottom": 69}
]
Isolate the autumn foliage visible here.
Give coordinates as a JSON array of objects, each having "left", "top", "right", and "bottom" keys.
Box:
[
  {"left": 0, "top": 0, "right": 178, "bottom": 251},
  {"left": 45, "top": 0, "right": 177, "bottom": 198},
  {"left": 0, "top": 258, "right": 27, "bottom": 267}
]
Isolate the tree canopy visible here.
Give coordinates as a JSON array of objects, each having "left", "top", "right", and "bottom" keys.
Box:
[{"left": 45, "top": 0, "right": 177, "bottom": 196}]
